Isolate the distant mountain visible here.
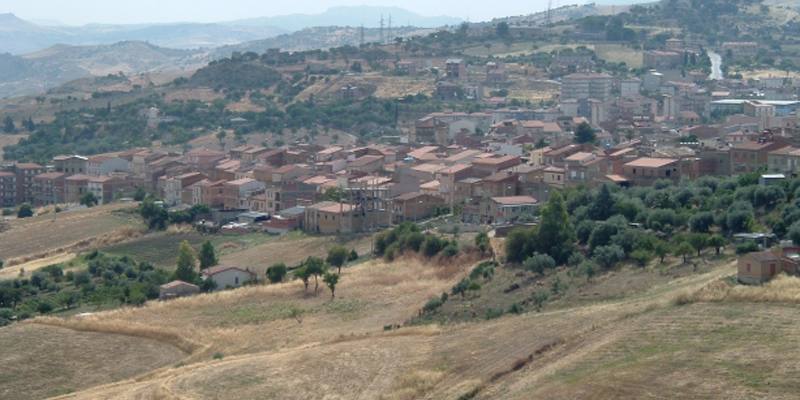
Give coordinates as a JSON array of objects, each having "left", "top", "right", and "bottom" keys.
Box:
[
  {"left": 0, "top": 13, "right": 287, "bottom": 55},
  {"left": 0, "top": 7, "right": 460, "bottom": 55},
  {"left": 228, "top": 6, "right": 462, "bottom": 31},
  {"left": 0, "top": 41, "right": 207, "bottom": 98}
]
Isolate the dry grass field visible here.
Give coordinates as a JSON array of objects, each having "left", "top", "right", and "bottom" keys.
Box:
[
  {"left": 0, "top": 323, "right": 186, "bottom": 400},
  {"left": 4, "top": 250, "right": 800, "bottom": 399},
  {"left": 0, "top": 203, "right": 142, "bottom": 266}
]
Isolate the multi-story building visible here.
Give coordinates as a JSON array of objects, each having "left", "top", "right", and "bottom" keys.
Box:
[
  {"left": 222, "top": 178, "right": 265, "bottom": 210},
  {"left": 445, "top": 59, "right": 467, "bottom": 81},
  {"left": 32, "top": 172, "right": 66, "bottom": 206},
  {"left": 13, "top": 163, "right": 46, "bottom": 204},
  {"left": 53, "top": 155, "right": 88, "bottom": 175},
  {"left": 561, "top": 73, "right": 614, "bottom": 101},
  {"left": 622, "top": 158, "right": 680, "bottom": 186},
  {"left": 730, "top": 141, "right": 788, "bottom": 175},
  {"left": 0, "top": 171, "right": 16, "bottom": 207}
]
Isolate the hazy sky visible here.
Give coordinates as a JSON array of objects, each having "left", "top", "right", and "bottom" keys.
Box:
[{"left": 2, "top": 0, "right": 566, "bottom": 25}]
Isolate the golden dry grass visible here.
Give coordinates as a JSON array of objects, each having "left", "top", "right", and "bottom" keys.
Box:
[
  {"left": 10, "top": 255, "right": 800, "bottom": 400},
  {"left": 0, "top": 323, "right": 185, "bottom": 400},
  {"left": 675, "top": 274, "right": 800, "bottom": 305},
  {"left": 0, "top": 203, "right": 142, "bottom": 265}
]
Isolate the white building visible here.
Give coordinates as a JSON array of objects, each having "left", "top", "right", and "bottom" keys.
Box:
[{"left": 202, "top": 266, "right": 257, "bottom": 290}]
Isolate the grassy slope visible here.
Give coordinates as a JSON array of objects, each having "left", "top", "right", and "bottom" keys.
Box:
[
  {"left": 0, "top": 324, "right": 185, "bottom": 400},
  {"left": 0, "top": 203, "right": 141, "bottom": 264},
  {"left": 6, "top": 249, "right": 800, "bottom": 399}
]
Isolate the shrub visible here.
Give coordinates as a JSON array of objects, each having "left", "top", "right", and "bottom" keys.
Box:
[
  {"left": 735, "top": 241, "right": 760, "bottom": 255},
  {"left": 266, "top": 263, "right": 288, "bottom": 283},
  {"left": 592, "top": 245, "right": 625, "bottom": 269},
  {"left": 523, "top": 253, "right": 556, "bottom": 274},
  {"left": 423, "top": 297, "right": 444, "bottom": 314},
  {"left": 630, "top": 249, "right": 654, "bottom": 267}
]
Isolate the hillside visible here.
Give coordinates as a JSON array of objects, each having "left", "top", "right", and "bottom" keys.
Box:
[
  {"left": 0, "top": 41, "right": 207, "bottom": 98},
  {"left": 5, "top": 250, "right": 799, "bottom": 399},
  {"left": 0, "top": 13, "right": 285, "bottom": 55}
]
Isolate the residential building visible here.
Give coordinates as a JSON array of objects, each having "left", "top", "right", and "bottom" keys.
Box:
[
  {"left": 87, "top": 155, "right": 130, "bottom": 176},
  {"left": 32, "top": 172, "right": 66, "bottom": 206},
  {"left": 0, "top": 172, "right": 16, "bottom": 207},
  {"left": 13, "top": 163, "right": 45, "bottom": 204},
  {"left": 483, "top": 196, "right": 538, "bottom": 225},
  {"left": 730, "top": 141, "right": 787, "bottom": 174},
  {"left": 561, "top": 73, "right": 614, "bottom": 101},
  {"left": 391, "top": 192, "right": 445, "bottom": 223},
  {"left": 53, "top": 155, "right": 88, "bottom": 175},
  {"left": 65, "top": 174, "right": 91, "bottom": 204},
  {"left": 304, "top": 201, "right": 365, "bottom": 234},
  {"left": 202, "top": 266, "right": 257, "bottom": 290},
  {"left": 222, "top": 178, "right": 265, "bottom": 210},
  {"left": 159, "top": 280, "right": 200, "bottom": 300},
  {"left": 737, "top": 249, "right": 799, "bottom": 285},
  {"left": 622, "top": 158, "right": 680, "bottom": 185}
]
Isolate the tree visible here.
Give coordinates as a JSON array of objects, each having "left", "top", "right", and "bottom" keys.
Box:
[
  {"left": 174, "top": 241, "right": 198, "bottom": 282},
  {"left": 0, "top": 259, "right": 3, "bottom": 270},
  {"left": 707, "top": 235, "right": 726, "bottom": 256},
  {"left": 80, "top": 192, "right": 98, "bottom": 208},
  {"left": 536, "top": 192, "right": 575, "bottom": 264},
  {"left": 630, "top": 249, "right": 654, "bottom": 268},
  {"left": 267, "top": 263, "right": 287, "bottom": 283},
  {"left": 304, "top": 257, "right": 326, "bottom": 295},
  {"left": 505, "top": 227, "right": 535, "bottom": 264},
  {"left": 496, "top": 22, "right": 510, "bottom": 37},
  {"left": 2, "top": 116, "right": 14, "bottom": 133},
  {"left": 688, "top": 211, "right": 714, "bottom": 233},
  {"left": 588, "top": 185, "right": 614, "bottom": 220},
  {"left": 475, "top": 231, "right": 491, "bottom": 255},
  {"left": 198, "top": 241, "right": 218, "bottom": 270},
  {"left": 686, "top": 233, "right": 708, "bottom": 257},
  {"left": 16, "top": 204, "right": 33, "bottom": 218},
  {"left": 295, "top": 266, "right": 311, "bottom": 292},
  {"left": 574, "top": 121, "right": 596, "bottom": 144},
  {"left": 592, "top": 245, "right": 625, "bottom": 269},
  {"left": 326, "top": 246, "right": 349, "bottom": 274},
  {"left": 139, "top": 198, "right": 168, "bottom": 230},
  {"left": 653, "top": 240, "right": 669, "bottom": 263},
  {"left": 348, "top": 249, "right": 359, "bottom": 262},
  {"left": 323, "top": 272, "right": 339, "bottom": 299},
  {"left": 133, "top": 187, "right": 147, "bottom": 201},
  {"left": 674, "top": 242, "right": 694, "bottom": 264}
]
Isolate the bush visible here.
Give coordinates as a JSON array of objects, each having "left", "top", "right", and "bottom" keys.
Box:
[
  {"left": 266, "top": 263, "right": 288, "bottom": 283},
  {"left": 17, "top": 204, "right": 33, "bottom": 218},
  {"left": 735, "top": 241, "right": 760, "bottom": 255},
  {"left": 630, "top": 250, "right": 654, "bottom": 267},
  {"left": 423, "top": 296, "right": 444, "bottom": 313},
  {"left": 523, "top": 253, "right": 556, "bottom": 274},
  {"left": 347, "top": 249, "right": 359, "bottom": 262},
  {"left": 592, "top": 245, "right": 626, "bottom": 269}
]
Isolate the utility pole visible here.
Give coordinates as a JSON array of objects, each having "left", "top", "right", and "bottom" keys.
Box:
[
  {"left": 359, "top": 24, "right": 365, "bottom": 47},
  {"left": 379, "top": 14, "right": 385, "bottom": 45},
  {"left": 547, "top": 0, "right": 553, "bottom": 26},
  {"left": 388, "top": 14, "right": 393, "bottom": 44}
]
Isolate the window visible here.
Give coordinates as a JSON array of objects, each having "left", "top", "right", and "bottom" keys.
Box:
[{"left": 235, "top": 276, "right": 239, "bottom": 285}]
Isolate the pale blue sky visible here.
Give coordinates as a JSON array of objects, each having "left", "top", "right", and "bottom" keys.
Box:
[{"left": 3, "top": 0, "right": 571, "bottom": 25}]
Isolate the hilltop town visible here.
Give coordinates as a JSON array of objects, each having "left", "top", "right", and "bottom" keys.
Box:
[{"left": 5, "top": 0, "right": 800, "bottom": 399}]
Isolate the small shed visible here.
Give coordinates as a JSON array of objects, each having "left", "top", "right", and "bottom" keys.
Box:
[{"left": 159, "top": 280, "right": 200, "bottom": 300}]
